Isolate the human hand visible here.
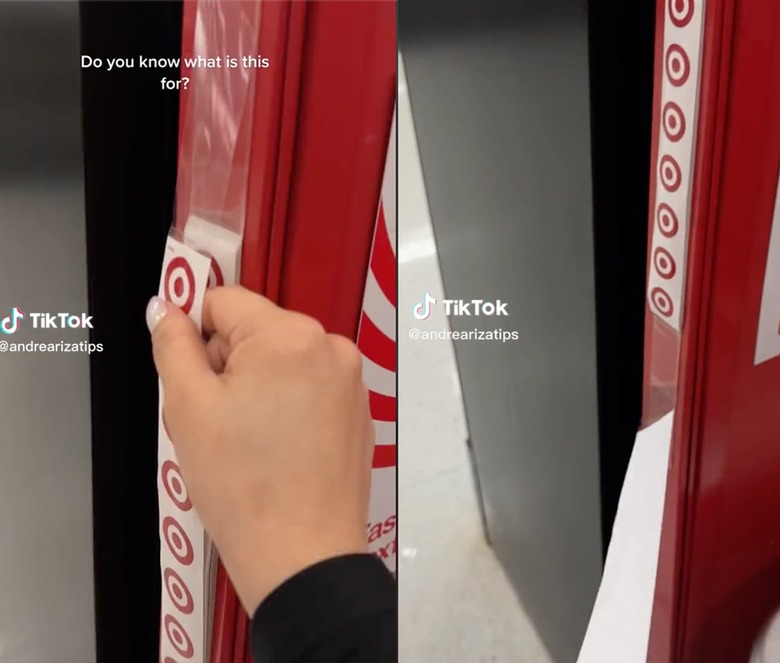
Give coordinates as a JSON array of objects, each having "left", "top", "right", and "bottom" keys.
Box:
[{"left": 146, "top": 286, "right": 374, "bottom": 614}]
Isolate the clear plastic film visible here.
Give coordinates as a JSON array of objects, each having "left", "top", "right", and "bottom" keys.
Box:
[
  {"left": 642, "top": 315, "right": 681, "bottom": 427},
  {"left": 175, "top": 0, "right": 261, "bottom": 236}
]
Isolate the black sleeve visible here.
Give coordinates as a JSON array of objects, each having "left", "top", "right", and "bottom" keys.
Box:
[{"left": 250, "top": 553, "right": 398, "bottom": 662}]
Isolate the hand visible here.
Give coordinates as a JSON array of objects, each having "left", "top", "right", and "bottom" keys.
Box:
[{"left": 146, "top": 285, "right": 374, "bottom": 614}]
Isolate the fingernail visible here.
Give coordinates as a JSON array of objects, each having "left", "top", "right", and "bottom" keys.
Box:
[{"left": 146, "top": 296, "right": 168, "bottom": 333}]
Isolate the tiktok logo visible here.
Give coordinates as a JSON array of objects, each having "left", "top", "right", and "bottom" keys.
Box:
[
  {"left": 413, "top": 293, "right": 437, "bottom": 320},
  {"left": 1, "top": 307, "right": 24, "bottom": 335}
]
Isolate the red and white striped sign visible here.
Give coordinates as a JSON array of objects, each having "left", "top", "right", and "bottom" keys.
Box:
[{"left": 357, "top": 109, "right": 397, "bottom": 572}]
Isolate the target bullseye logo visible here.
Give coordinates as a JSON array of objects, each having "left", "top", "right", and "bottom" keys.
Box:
[
  {"left": 162, "top": 516, "right": 194, "bottom": 566},
  {"left": 164, "top": 568, "right": 194, "bottom": 615},
  {"left": 653, "top": 247, "right": 677, "bottom": 280},
  {"left": 659, "top": 155, "right": 683, "bottom": 193},
  {"left": 662, "top": 102, "right": 686, "bottom": 142},
  {"left": 657, "top": 203, "right": 680, "bottom": 238},
  {"left": 162, "top": 460, "right": 192, "bottom": 512},
  {"left": 651, "top": 287, "right": 675, "bottom": 318},
  {"left": 665, "top": 44, "right": 691, "bottom": 87},
  {"left": 164, "top": 257, "right": 196, "bottom": 314},
  {"left": 207, "top": 256, "right": 224, "bottom": 289},
  {"left": 669, "top": 0, "right": 694, "bottom": 27},
  {"left": 164, "top": 614, "right": 194, "bottom": 659}
]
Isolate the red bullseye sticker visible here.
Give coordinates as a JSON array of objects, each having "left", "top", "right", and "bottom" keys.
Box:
[
  {"left": 164, "top": 257, "right": 196, "bottom": 314},
  {"left": 164, "top": 567, "right": 194, "bottom": 615},
  {"left": 657, "top": 203, "right": 680, "bottom": 238},
  {"left": 208, "top": 257, "right": 224, "bottom": 289},
  {"left": 164, "top": 614, "right": 194, "bottom": 659},
  {"left": 662, "top": 102, "right": 686, "bottom": 142},
  {"left": 162, "top": 517, "right": 194, "bottom": 566},
  {"left": 659, "top": 155, "right": 682, "bottom": 193},
  {"left": 653, "top": 247, "right": 677, "bottom": 279},
  {"left": 665, "top": 44, "right": 691, "bottom": 87},
  {"left": 651, "top": 287, "right": 675, "bottom": 318},
  {"left": 161, "top": 460, "right": 192, "bottom": 512},
  {"left": 668, "top": 0, "right": 694, "bottom": 27}
]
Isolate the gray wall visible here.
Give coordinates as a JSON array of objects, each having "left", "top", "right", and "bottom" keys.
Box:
[
  {"left": 0, "top": 3, "right": 95, "bottom": 661},
  {"left": 402, "top": 1, "right": 603, "bottom": 660}
]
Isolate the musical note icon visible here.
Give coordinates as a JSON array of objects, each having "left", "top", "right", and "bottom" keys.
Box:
[
  {"left": 413, "top": 293, "right": 436, "bottom": 320},
  {"left": 1, "top": 307, "right": 24, "bottom": 335}
]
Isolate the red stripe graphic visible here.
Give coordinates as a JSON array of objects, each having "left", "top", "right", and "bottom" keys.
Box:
[
  {"left": 372, "top": 444, "right": 396, "bottom": 469},
  {"left": 370, "top": 206, "right": 396, "bottom": 307},
  {"left": 369, "top": 391, "right": 396, "bottom": 422},
  {"left": 358, "top": 312, "right": 396, "bottom": 372}
]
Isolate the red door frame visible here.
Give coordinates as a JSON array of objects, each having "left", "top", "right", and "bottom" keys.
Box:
[{"left": 648, "top": 1, "right": 780, "bottom": 660}]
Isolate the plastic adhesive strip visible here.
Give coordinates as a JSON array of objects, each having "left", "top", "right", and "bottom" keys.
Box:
[
  {"left": 641, "top": 0, "right": 707, "bottom": 428},
  {"left": 157, "top": 237, "right": 212, "bottom": 663}
]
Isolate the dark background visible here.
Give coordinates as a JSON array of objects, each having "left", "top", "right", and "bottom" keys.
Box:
[{"left": 81, "top": 2, "right": 183, "bottom": 660}]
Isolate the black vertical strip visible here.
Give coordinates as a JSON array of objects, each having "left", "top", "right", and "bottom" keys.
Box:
[
  {"left": 587, "top": 0, "right": 656, "bottom": 554},
  {"left": 79, "top": 2, "right": 182, "bottom": 660}
]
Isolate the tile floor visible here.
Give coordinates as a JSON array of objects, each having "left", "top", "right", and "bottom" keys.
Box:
[{"left": 397, "top": 57, "right": 553, "bottom": 663}]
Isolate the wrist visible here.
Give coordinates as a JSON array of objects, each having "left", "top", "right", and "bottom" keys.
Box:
[{"left": 225, "top": 530, "right": 368, "bottom": 615}]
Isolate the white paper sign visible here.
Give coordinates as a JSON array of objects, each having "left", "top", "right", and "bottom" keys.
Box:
[
  {"left": 578, "top": 412, "right": 674, "bottom": 663},
  {"left": 754, "top": 167, "right": 780, "bottom": 364}
]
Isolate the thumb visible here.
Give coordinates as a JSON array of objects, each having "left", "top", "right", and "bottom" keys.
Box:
[{"left": 146, "top": 296, "right": 217, "bottom": 402}]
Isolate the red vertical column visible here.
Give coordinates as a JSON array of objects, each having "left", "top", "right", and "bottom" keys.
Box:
[{"left": 648, "top": 1, "right": 780, "bottom": 660}]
